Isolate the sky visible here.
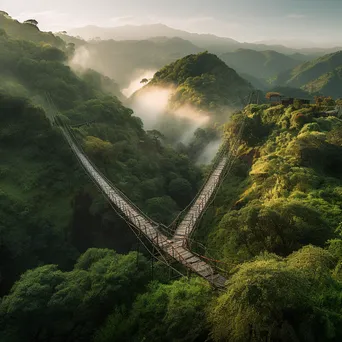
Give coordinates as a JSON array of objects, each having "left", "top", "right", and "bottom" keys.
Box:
[{"left": 2, "top": 0, "right": 342, "bottom": 47}]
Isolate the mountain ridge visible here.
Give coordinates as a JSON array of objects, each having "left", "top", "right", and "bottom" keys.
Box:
[
  {"left": 275, "top": 50, "right": 342, "bottom": 97},
  {"left": 220, "top": 49, "right": 302, "bottom": 80},
  {"left": 68, "top": 23, "right": 342, "bottom": 55},
  {"left": 133, "top": 51, "right": 255, "bottom": 115}
]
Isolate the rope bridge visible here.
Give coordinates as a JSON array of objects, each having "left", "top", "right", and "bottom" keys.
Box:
[{"left": 45, "top": 92, "right": 254, "bottom": 288}]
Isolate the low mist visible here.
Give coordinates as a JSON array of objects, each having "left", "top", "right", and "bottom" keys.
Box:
[
  {"left": 174, "top": 105, "right": 210, "bottom": 144},
  {"left": 196, "top": 139, "right": 222, "bottom": 165},
  {"left": 122, "top": 70, "right": 157, "bottom": 97},
  {"left": 131, "top": 86, "right": 210, "bottom": 136},
  {"left": 68, "top": 51, "right": 225, "bottom": 164},
  {"left": 70, "top": 46, "right": 91, "bottom": 71},
  {"left": 130, "top": 86, "right": 172, "bottom": 129},
  {"left": 130, "top": 85, "right": 222, "bottom": 163}
]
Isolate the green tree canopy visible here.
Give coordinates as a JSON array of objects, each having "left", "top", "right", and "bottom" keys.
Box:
[
  {"left": 95, "top": 277, "right": 212, "bottom": 342},
  {"left": 209, "top": 249, "right": 342, "bottom": 342},
  {"left": 0, "top": 249, "right": 150, "bottom": 342}
]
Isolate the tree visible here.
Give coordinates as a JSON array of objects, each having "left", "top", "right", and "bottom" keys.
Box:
[
  {"left": 140, "top": 78, "right": 149, "bottom": 84},
  {"left": 145, "top": 196, "right": 179, "bottom": 223},
  {"left": 147, "top": 129, "right": 165, "bottom": 149},
  {"left": 291, "top": 112, "right": 309, "bottom": 128},
  {"left": 213, "top": 199, "right": 331, "bottom": 262},
  {"left": 168, "top": 177, "right": 193, "bottom": 207},
  {"left": 315, "top": 96, "right": 335, "bottom": 108},
  {"left": 227, "top": 111, "right": 271, "bottom": 146},
  {"left": 24, "top": 19, "right": 38, "bottom": 26},
  {"left": 328, "top": 128, "right": 342, "bottom": 146},
  {"left": 209, "top": 251, "right": 342, "bottom": 342},
  {"left": 323, "top": 96, "right": 335, "bottom": 107},
  {"left": 84, "top": 136, "right": 113, "bottom": 162},
  {"left": 0, "top": 265, "right": 66, "bottom": 341},
  {"left": 0, "top": 249, "right": 151, "bottom": 342},
  {"left": 95, "top": 278, "right": 212, "bottom": 342}
]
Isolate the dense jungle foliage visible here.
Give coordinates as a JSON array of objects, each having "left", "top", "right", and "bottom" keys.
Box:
[
  {"left": 1, "top": 11, "right": 342, "bottom": 342},
  {"left": 0, "top": 14, "right": 202, "bottom": 294},
  {"left": 201, "top": 100, "right": 342, "bottom": 264},
  {"left": 193, "top": 100, "right": 342, "bottom": 341}
]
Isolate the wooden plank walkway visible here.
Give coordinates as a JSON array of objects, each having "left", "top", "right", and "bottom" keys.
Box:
[
  {"left": 173, "top": 157, "right": 227, "bottom": 241},
  {"left": 60, "top": 126, "right": 226, "bottom": 288}
]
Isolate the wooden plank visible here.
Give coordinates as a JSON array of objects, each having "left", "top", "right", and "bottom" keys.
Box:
[{"left": 64, "top": 133, "right": 228, "bottom": 288}]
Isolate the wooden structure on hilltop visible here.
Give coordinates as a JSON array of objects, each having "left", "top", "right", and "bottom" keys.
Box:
[
  {"left": 266, "top": 92, "right": 311, "bottom": 107},
  {"left": 266, "top": 92, "right": 282, "bottom": 105}
]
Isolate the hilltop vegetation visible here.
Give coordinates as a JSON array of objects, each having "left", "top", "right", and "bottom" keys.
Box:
[
  {"left": 190, "top": 100, "right": 342, "bottom": 341},
  {"left": 129, "top": 51, "right": 256, "bottom": 156},
  {"left": 141, "top": 51, "right": 254, "bottom": 113},
  {"left": 0, "top": 11, "right": 64, "bottom": 48},
  {"left": 201, "top": 101, "right": 342, "bottom": 264}
]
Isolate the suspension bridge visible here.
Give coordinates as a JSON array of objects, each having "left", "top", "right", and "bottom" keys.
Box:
[
  {"left": 45, "top": 92, "right": 253, "bottom": 289},
  {"left": 173, "top": 157, "right": 228, "bottom": 242}
]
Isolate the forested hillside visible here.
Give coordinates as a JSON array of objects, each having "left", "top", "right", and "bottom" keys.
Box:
[
  {"left": 276, "top": 51, "right": 342, "bottom": 98},
  {"left": 137, "top": 51, "right": 255, "bottom": 114},
  {"left": 129, "top": 51, "right": 256, "bottom": 155},
  {"left": 220, "top": 49, "right": 302, "bottom": 81},
  {"left": 194, "top": 99, "right": 342, "bottom": 341},
  {"left": 200, "top": 101, "right": 342, "bottom": 262},
  {"left": 0, "top": 12, "right": 202, "bottom": 295},
  {"left": 0, "top": 11, "right": 64, "bottom": 48}
]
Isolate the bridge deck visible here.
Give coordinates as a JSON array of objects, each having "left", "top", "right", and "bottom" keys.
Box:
[
  {"left": 173, "top": 157, "right": 227, "bottom": 241},
  {"left": 62, "top": 127, "right": 226, "bottom": 288}
]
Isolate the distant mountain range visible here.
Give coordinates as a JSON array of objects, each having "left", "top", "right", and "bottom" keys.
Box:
[
  {"left": 64, "top": 36, "right": 203, "bottom": 87},
  {"left": 68, "top": 23, "right": 342, "bottom": 55},
  {"left": 68, "top": 23, "right": 239, "bottom": 52},
  {"left": 57, "top": 22, "right": 342, "bottom": 100}
]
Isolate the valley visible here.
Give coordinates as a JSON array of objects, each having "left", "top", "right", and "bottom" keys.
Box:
[{"left": 1, "top": 6, "right": 342, "bottom": 342}]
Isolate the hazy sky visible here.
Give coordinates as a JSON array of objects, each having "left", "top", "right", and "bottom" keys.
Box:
[{"left": 2, "top": 0, "right": 342, "bottom": 46}]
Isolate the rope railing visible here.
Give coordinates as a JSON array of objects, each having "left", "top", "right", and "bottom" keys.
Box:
[
  {"left": 173, "top": 92, "right": 252, "bottom": 244},
  {"left": 44, "top": 90, "right": 255, "bottom": 288},
  {"left": 165, "top": 92, "right": 252, "bottom": 232},
  {"left": 46, "top": 94, "right": 163, "bottom": 230},
  {"left": 45, "top": 93, "right": 221, "bottom": 286},
  {"left": 166, "top": 143, "right": 227, "bottom": 232}
]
